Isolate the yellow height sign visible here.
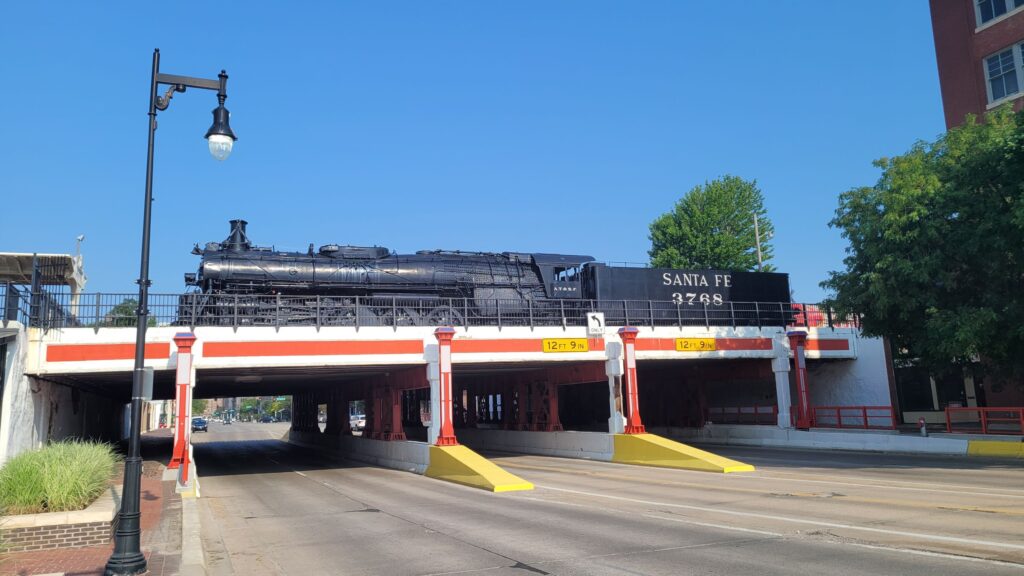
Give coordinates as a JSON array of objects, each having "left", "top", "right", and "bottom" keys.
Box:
[
  {"left": 676, "top": 338, "right": 716, "bottom": 352},
  {"left": 542, "top": 338, "right": 590, "bottom": 353}
]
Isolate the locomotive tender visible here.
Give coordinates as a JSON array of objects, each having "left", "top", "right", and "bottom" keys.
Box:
[{"left": 181, "top": 220, "right": 790, "bottom": 326}]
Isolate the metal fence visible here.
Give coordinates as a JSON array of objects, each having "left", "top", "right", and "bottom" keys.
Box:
[{"left": 0, "top": 287, "right": 859, "bottom": 331}]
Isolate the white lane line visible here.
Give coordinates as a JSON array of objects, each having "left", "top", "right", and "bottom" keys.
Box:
[
  {"left": 746, "top": 471, "right": 1024, "bottom": 499},
  {"left": 735, "top": 472, "right": 1024, "bottom": 500},
  {"left": 540, "top": 485, "right": 1024, "bottom": 552},
  {"left": 642, "top": 513, "right": 783, "bottom": 537},
  {"left": 644, "top": 512, "right": 1024, "bottom": 568}
]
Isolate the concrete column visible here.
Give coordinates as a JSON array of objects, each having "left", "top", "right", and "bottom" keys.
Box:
[
  {"left": 606, "top": 341, "right": 625, "bottom": 434},
  {"left": 169, "top": 333, "right": 196, "bottom": 470},
  {"left": 618, "top": 327, "right": 645, "bottom": 434},
  {"left": 787, "top": 330, "right": 811, "bottom": 429},
  {"left": 772, "top": 335, "right": 794, "bottom": 429},
  {"left": 324, "top": 387, "right": 345, "bottom": 435},
  {"left": 432, "top": 327, "right": 458, "bottom": 446}
]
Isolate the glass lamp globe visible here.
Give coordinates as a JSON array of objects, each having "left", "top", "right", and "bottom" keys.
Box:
[{"left": 208, "top": 134, "right": 234, "bottom": 161}]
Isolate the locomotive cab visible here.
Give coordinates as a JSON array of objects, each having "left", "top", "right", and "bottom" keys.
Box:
[{"left": 529, "top": 253, "right": 594, "bottom": 299}]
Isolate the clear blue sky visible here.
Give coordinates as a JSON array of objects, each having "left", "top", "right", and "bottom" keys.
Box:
[{"left": 0, "top": 2, "right": 943, "bottom": 302}]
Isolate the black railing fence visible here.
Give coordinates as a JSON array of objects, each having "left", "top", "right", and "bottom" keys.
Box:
[{"left": 0, "top": 286, "right": 861, "bottom": 331}]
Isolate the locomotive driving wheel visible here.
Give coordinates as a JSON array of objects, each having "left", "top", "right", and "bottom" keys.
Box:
[
  {"left": 376, "top": 306, "right": 424, "bottom": 327},
  {"left": 423, "top": 305, "right": 465, "bottom": 327}
]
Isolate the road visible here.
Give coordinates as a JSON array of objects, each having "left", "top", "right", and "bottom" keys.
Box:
[{"left": 192, "top": 422, "right": 1024, "bottom": 575}]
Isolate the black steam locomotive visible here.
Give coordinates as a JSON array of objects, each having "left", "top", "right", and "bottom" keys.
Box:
[{"left": 179, "top": 220, "right": 790, "bottom": 327}]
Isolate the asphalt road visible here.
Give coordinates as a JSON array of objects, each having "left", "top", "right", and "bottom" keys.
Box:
[{"left": 192, "top": 422, "right": 1024, "bottom": 575}]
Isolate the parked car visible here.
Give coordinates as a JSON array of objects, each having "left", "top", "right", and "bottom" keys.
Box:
[
  {"left": 259, "top": 415, "right": 275, "bottom": 423},
  {"left": 350, "top": 414, "right": 366, "bottom": 431},
  {"left": 191, "top": 417, "right": 208, "bottom": 432}
]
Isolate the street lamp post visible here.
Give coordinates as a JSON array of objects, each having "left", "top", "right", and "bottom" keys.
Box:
[{"left": 106, "top": 48, "right": 236, "bottom": 576}]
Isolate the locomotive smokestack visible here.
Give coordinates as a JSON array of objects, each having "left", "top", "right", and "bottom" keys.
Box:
[{"left": 223, "top": 219, "right": 251, "bottom": 252}]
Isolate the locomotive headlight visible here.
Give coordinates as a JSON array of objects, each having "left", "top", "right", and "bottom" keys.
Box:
[{"left": 204, "top": 103, "right": 236, "bottom": 161}]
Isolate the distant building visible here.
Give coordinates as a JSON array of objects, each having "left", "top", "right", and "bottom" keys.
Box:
[{"left": 930, "top": 0, "right": 1024, "bottom": 127}]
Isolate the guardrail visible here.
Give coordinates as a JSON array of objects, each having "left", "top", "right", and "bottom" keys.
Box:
[
  {"left": 707, "top": 405, "right": 778, "bottom": 425},
  {"left": 946, "top": 407, "right": 1024, "bottom": 435},
  {"left": 0, "top": 287, "right": 859, "bottom": 332},
  {"left": 811, "top": 405, "right": 897, "bottom": 430}
]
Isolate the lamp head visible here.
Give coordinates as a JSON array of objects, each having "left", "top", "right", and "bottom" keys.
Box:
[{"left": 205, "top": 104, "right": 236, "bottom": 161}]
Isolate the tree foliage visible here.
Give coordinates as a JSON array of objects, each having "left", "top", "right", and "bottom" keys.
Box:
[
  {"left": 103, "top": 298, "right": 155, "bottom": 327},
  {"left": 823, "top": 107, "right": 1024, "bottom": 374},
  {"left": 191, "top": 399, "right": 208, "bottom": 416},
  {"left": 648, "top": 175, "right": 775, "bottom": 271}
]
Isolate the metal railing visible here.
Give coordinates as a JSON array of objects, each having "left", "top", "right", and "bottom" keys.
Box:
[
  {"left": 811, "top": 405, "right": 897, "bottom": 430},
  {"left": 2, "top": 288, "right": 858, "bottom": 331},
  {"left": 946, "top": 407, "right": 1024, "bottom": 435},
  {"left": 707, "top": 405, "right": 778, "bottom": 425}
]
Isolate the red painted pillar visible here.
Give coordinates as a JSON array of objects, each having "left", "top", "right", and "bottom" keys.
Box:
[
  {"left": 434, "top": 327, "right": 458, "bottom": 446},
  {"left": 169, "top": 333, "right": 196, "bottom": 470},
  {"left": 788, "top": 330, "right": 811, "bottom": 429},
  {"left": 619, "top": 326, "right": 646, "bottom": 434}
]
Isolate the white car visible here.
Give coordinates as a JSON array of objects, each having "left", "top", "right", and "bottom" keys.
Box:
[{"left": 350, "top": 414, "right": 366, "bottom": 431}]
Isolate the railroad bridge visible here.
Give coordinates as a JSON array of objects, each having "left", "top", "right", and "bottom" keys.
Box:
[{"left": 0, "top": 288, "right": 891, "bottom": 490}]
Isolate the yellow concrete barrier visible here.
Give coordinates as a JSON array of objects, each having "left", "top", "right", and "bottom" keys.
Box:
[
  {"left": 612, "top": 433, "right": 755, "bottom": 473},
  {"left": 426, "top": 445, "right": 535, "bottom": 492},
  {"left": 968, "top": 440, "right": 1024, "bottom": 459}
]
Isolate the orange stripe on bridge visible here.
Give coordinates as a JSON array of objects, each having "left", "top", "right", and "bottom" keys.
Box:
[
  {"left": 451, "top": 338, "right": 606, "bottom": 354},
  {"left": 46, "top": 343, "right": 171, "bottom": 362},
  {"left": 203, "top": 340, "right": 425, "bottom": 358}
]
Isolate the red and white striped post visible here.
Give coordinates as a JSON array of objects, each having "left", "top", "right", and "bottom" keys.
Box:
[
  {"left": 618, "top": 326, "right": 646, "bottom": 434},
  {"left": 168, "top": 333, "right": 196, "bottom": 470},
  {"left": 787, "top": 330, "right": 811, "bottom": 429},
  {"left": 433, "top": 327, "right": 458, "bottom": 446}
]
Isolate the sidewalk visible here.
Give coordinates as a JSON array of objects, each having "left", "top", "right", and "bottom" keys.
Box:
[{"left": 0, "top": 432, "right": 183, "bottom": 576}]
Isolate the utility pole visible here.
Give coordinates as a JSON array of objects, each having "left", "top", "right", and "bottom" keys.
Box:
[{"left": 754, "top": 212, "right": 764, "bottom": 272}]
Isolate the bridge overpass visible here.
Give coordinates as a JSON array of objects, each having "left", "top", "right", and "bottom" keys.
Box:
[{"left": 0, "top": 290, "right": 891, "bottom": 491}]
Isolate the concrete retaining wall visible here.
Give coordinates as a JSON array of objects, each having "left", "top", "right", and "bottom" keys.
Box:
[
  {"left": 288, "top": 430, "right": 430, "bottom": 474},
  {"left": 658, "top": 424, "right": 970, "bottom": 455},
  {"left": 457, "top": 429, "right": 614, "bottom": 461}
]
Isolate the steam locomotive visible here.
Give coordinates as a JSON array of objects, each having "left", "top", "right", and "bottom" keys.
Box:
[{"left": 179, "top": 220, "right": 790, "bottom": 327}]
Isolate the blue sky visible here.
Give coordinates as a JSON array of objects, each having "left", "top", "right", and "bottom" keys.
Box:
[{"left": 0, "top": 2, "right": 943, "bottom": 302}]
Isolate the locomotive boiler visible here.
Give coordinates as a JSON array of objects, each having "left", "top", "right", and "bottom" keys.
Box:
[{"left": 181, "top": 220, "right": 791, "bottom": 327}]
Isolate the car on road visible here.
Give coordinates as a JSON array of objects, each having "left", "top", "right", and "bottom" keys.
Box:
[
  {"left": 350, "top": 414, "right": 365, "bottom": 431},
  {"left": 191, "top": 417, "right": 209, "bottom": 432},
  {"left": 259, "top": 415, "right": 275, "bottom": 423}
]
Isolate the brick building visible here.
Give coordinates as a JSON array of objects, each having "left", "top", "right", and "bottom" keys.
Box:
[{"left": 930, "top": 0, "right": 1024, "bottom": 127}]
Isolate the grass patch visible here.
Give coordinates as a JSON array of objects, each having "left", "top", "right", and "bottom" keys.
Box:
[{"left": 0, "top": 440, "right": 120, "bottom": 515}]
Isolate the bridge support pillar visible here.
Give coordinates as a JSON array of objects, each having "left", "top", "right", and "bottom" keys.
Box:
[
  {"left": 788, "top": 330, "right": 811, "bottom": 429},
  {"left": 772, "top": 336, "right": 794, "bottom": 429},
  {"left": 431, "top": 328, "right": 458, "bottom": 446},
  {"left": 169, "top": 333, "right": 196, "bottom": 470},
  {"left": 324, "top": 387, "right": 348, "bottom": 436},
  {"left": 618, "top": 327, "right": 645, "bottom": 434},
  {"left": 531, "top": 380, "right": 563, "bottom": 432}
]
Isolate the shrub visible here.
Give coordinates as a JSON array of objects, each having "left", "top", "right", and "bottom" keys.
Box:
[{"left": 0, "top": 440, "right": 120, "bottom": 515}]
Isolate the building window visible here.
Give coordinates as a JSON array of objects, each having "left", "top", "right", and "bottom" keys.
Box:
[
  {"left": 985, "top": 47, "right": 1019, "bottom": 102},
  {"left": 977, "top": 0, "right": 1024, "bottom": 25}
]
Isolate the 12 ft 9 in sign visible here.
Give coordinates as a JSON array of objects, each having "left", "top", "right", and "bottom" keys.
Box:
[
  {"left": 542, "top": 338, "right": 590, "bottom": 353},
  {"left": 675, "top": 338, "right": 716, "bottom": 352}
]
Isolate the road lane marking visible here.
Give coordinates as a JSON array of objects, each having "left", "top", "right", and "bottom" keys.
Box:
[
  {"left": 643, "top": 512, "right": 1024, "bottom": 568},
  {"left": 499, "top": 461, "right": 1024, "bottom": 515},
  {"left": 539, "top": 486, "right": 1024, "bottom": 552}
]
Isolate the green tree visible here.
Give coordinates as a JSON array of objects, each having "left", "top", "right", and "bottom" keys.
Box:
[
  {"left": 648, "top": 175, "right": 775, "bottom": 271},
  {"left": 191, "top": 399, "right": 208, "bottom": 416},
  {"left": 822, "top": 107, "right": 1024, "bottom": 375},
  {"left": 103, "top": 298, "right": 156, "bottom": 327}
]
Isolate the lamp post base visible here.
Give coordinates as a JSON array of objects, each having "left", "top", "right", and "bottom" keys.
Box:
[{"left": 104, "top": 553, "right": 147, "bottom": 576}]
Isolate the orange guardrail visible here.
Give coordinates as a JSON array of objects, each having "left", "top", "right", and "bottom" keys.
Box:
[
  {"left": 811, "top": 405, "right": 896, "bottom": 430},
  {"left": 707, "top": 405, "right": 778, "bottom": 425},
  {"left": 946, "top": 407, "right": 1024, "bottom": 435}
]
